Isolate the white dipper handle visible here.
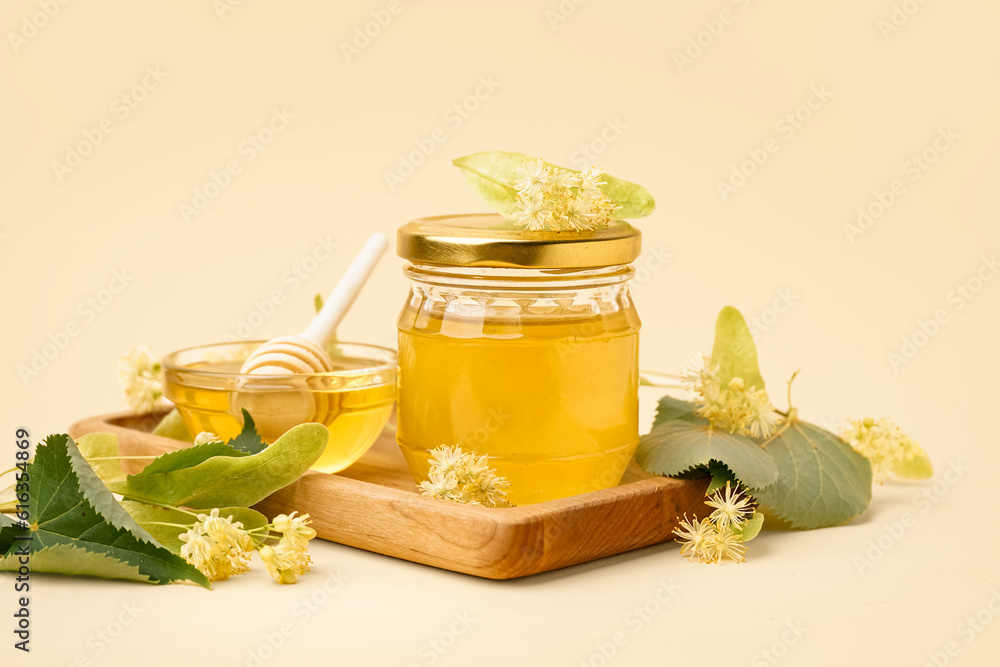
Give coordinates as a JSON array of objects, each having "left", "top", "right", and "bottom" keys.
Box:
[{"left": 300, "top": 232, "right": 389, "bottom": 346}]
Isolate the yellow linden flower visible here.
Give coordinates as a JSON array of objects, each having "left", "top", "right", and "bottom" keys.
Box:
[
  {"left": 685, "top": 354, "right": 780, "bottom": 438},
  {"left": 118, "top": 346, "right": 166, "bottom": 414},
  {"left": 259, "top": 540, "right": 312, "bottom": 585},
  {"left": 841, "top": 417, "right": 925, "bottom": 483},
  {"left": 705, "top": 482, "right": 754, "bottom": 530},
  {"left": 702, "top": 525, "right": 747, "bottom": 564},
  {"left": 510, "top": 160, "right": 617, "bottom": 232},
  {"left": 179, "top": 510, "right": 254, "bottom": 582},
  {"left": 272, "top": 511, "right": 317, "bottom": 551},
  {"left": 420, "top": 445, "right": 513, "bottom": 508},
  {"left": 672, "top": 515, "right": 714, "bottom": 562},
  {"left": 193, "top": 431, "right": 222, "bottom": 446}
]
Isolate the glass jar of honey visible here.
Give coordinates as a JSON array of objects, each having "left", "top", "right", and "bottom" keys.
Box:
[{"left": 396, "top": 214, "right": 642, "bottom": 505}]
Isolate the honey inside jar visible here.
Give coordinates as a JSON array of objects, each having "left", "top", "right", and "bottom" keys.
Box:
[{"left": 395, "top": 214, "right": 643, "bottom": 505}]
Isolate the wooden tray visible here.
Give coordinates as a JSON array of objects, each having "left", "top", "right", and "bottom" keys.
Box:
[{"left": 69, "top": 410, "right": 709, "bottom": 580}]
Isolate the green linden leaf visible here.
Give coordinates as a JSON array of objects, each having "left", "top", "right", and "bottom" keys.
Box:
[
  {"left": 734, "top": 512, "right": 765, "bottom": 542},
  {"left": 0, "top": 434, "right": 209, "bottom": 588},
  {"left": 151, "top": 408, "right": 193, "bottom": 442},
  {"left": 706, "top": 461, "right": 738, "bottom": 495},
  {"left": 227, "top": 409, "right": 268, "bottom": 455},
  {"left": 711, "top": 306, "right": 767, "bottom": 391},
  {"left": 120, "top": 501, "right": 268, "bottom": 555},
  {"left": 75, "top": 432, "right": 126, "bottom": 482},
  {"left": 653, "top": 395, "right": 705, "bottom": 428},
  {"left": 891, "top": 448, "right": 934, "bottom": 481},
  {"left": 108, "top": 423, "right": 328, "bottom": 509},
  {"left": 635, "top": 421, "right": 779, "bottom": 492},
  {"left": 752, "top": 420, "right": 873, "bottom": 529},
  {"left": 452, "top": 151, "right": 656, "bottom": 220},
  {"left": 136, "top": 439, "right": 251, "bottom": 476}
]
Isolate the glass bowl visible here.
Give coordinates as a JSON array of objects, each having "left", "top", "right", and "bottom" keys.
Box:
[{"left": 162, "top": 340, "right": 397, "bottom": 473}]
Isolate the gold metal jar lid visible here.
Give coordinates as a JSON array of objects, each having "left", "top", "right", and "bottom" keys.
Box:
[{"left": 396, "top": 213, "right": 642, "bottom": 269}]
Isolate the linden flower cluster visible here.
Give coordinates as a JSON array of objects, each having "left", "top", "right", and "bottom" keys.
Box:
[
  {"left": 119, "top": 347, "right": 167, "bottom": 415},
  {"left": 511, "top": 159, "right": 618, "bottom": 232},
  {"left": 179, "top": 509, "right": 317, "bottom": 585},
  {"left": 419, "top": 445, "right": 513, "bottom": 508},
  {"left": 673, "top": 483, "right": 755, "bottom": 564},
  {"left": 681, "top": 353, "right": 780, "bottom": 438},
  {"left": 841, "top": 417, "right": 925, "bottom": 483}
]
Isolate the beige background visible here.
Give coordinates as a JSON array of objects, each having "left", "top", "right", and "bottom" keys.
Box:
[{"left": 2, "top": 1, "right": 998, "bottom": 665}]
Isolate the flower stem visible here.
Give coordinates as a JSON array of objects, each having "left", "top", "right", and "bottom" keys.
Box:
[
  {"left": 0, "top": 467, "right": 18, "bottom": 479},
  {"left": 86, "top": 455, "right": 158, "bottom": 461},
  {"left": 141, "top": 521, "right": 193, "bottom": 529}
]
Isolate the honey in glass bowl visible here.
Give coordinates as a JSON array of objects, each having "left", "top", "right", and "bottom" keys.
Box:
[{"left": 162, "top": 341, "right": 396, "bottom": 473}]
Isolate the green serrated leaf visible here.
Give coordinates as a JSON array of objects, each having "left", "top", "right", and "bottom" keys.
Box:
[
  {"left": 711, "top": 306, "right": 766, "bottom": 391},
  {"left": 635, "top": 421, "right": 778, "bottom": 491},
  {"left": 753, "top": 421, "right": 873, "bottom": 529},
  {"left": 734, "top": 512, "right": 765, "bottom": 542},
  {"left": 653, "top": 395, "right": 706, "bottom": 429},
  {"left": 121, "top": 502, "right": 268, "bottom": 555},
  {"left": 0, "top": 514, "right": 16, "bottom": 556},
  {"left": 152, "top": 408, "right": 193, "bottom": 442},
  {"left": 76, "top": 432, "right": 126, "bottom": 482},
  {"left": 227, "top": 409, "right": 268, "bottom": 455},
  {"left": 0, "top": 434, "right": 209, "bottom": 587},
  {"left": 452, "top": 151, "right": 655, "bottom": 219},
  {"left": 108, "top": 423, "right": 328, "bottom": 509},
  {"left": 706, "top": 461, "right": 738, "bottom": 495},
  {"left": 136, "top": 440, "right": 250, "bottom": 477},
  {"left": 891, "top": 448, "right": 934, "bottom": 481}
]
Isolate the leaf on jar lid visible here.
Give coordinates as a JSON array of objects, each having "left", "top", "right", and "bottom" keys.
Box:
[
  {"left": 635, "top": 420, "right": 778, "bottom": 492},
  {"left": 452, "top": 151, "right": 655, "bottom": 219}
]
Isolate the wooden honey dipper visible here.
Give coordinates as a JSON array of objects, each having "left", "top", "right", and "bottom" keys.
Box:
[{"left": 234, "top": 233, "right": 389, "bottom": 438}]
